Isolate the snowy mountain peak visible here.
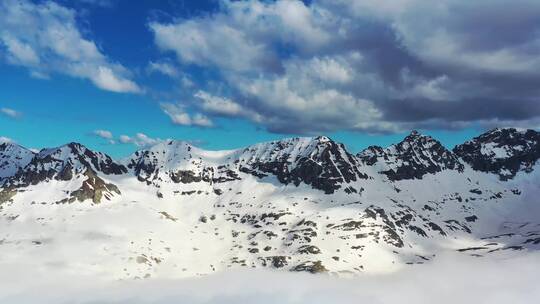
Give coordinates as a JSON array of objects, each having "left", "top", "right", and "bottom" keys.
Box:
[
  {"left": 0, "top": 142, "right": 35, "bottom": 181},
  {"left": 238, "top": 136, "right": 339, "bottom": 163},
  {"left": 148, "top": 140, "right": 194, "bottom": 152},
  {"left": 237, "top": 136, "right": 367, "bottom": 194},
  {"left": 399, "top": 130, "right": 437, "bottom": 147},
  {"left": 126, "top": 136, "right": 367, "bottom": 194},
  {"left": 358, "top": 131, "right": 463, "bottom": 181},
  {"left": 0, "top": 142, "right": 125, "bottom": 204},
  {"left": 33, "top": 142, "right": 126, "bottom": 176},
  {"left": 409, "top": 129, "right": 421, "bottom": 136},
  {"left": 454, "top": 128, "right": 540, "bottom": 180},
  {"left": 1, "top": 129, "right": 540, "bottom": 279}
]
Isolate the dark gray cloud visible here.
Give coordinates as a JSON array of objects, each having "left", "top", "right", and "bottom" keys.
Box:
[
  {"left": 151, "top": 0, "right": 540, "bottom": 134},
  {"left": 383, "top": 97, "right": 540, "bottom": 122}
]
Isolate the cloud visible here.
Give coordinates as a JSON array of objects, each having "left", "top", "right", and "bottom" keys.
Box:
[
  {"left": 1, "top": 253, "right": 540, "bottom": 303},
  {"left": 194, "top": 91, "right": 261, "bottom": 122},
  {"left": 149, "top": 0, "right": 329, "bottom": 73},
  {"left": 93, "top": 130, "right": 113, "bottom": 139},
  {"left": 391, "top": 0, "right": 540, "bottom": 75},
  {"left": 91, "top": 66, "right": 141, "bottom": 93},
  {"left": 147, "top": 61, "right": 180, "bottom": 78},
  {"left": 71, "top": 0, "right": 117, "bottom": 7},
  {"left": 150, "top": 0, "right": 540, "bottom": 134},
  {"left": 119, "top": 133, "right": 166, "bottom": 148},
  {"left": 161, "top": 103, "right": 213, "bottom": 128},
  {"left": 1, "top": 108, "right": 22, "bottom": 119},
  {"left": 151, "top": 20, "right": 260, "bottom": 73},
  {"left": 92, "top": 129, "right": 116, "bottom": 144},
  {"left": 0, "top": 0, "right": 140, "bottom": 93}
]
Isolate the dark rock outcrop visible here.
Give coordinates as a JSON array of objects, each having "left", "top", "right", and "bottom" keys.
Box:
[
  {"left": 2, "top": 142, "right": 124, "bottom": 204},
  {"left": 454, "top": 128, "right": 540, "bottom": 180},
  {"left": 358, "top": 130, "right": 463, "bottom": 181},
  {"left": 239, "top": 136, "right": 368, "bottom": 194}
]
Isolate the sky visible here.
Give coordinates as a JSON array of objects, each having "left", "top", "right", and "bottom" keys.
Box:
[{"left": 0, "top": 0, "right": 539, "bottom": 158}]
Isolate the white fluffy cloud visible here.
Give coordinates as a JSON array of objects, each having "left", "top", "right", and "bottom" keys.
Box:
[
  {"left": 149, "top": 0, "right": 329, "bottom": 73},
  {"left": 0, "top": 0, "right": 140, "bottom": 93},
  {"left": 91, "top": 66, "right": 140, "bottom": 93},
  {"left": 92, "top": 129, "right": 115, "bottom": 144},
  {"left": 232, "top": 56, "right": 390, "bottom": 133},
  {"left": 161, "top": 103, "right": 213, "bottom": 128},
  {"left": 150, "top": 0, "right": 540, "bottom": 134},
  {"left": 147, "top": 61, "right": 180, "bottom": 78},
  {"left": 119, "top": 133, "right": 166, "bottom": 148},
  {"left": 148, "top": 0, "right": 417, "bottom": 133},
  {"left": 93, "top": 130, "right": 113, "bottom": 139},
  {"left": 194, "top": 91, "right": 262, "bottom": 122}
]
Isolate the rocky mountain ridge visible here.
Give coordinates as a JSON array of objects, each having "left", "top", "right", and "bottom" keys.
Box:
[
  {"left": 2, "top": 128, "right": 538, "bottom": 192},
  {"left": 0, "top": 128, "right": 538, "bottom": 279}
]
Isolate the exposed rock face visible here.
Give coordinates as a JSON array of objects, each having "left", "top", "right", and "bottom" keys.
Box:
[
  {"left": 236, "top": 136, "right": 368, "bottom": 194},
  {"left": 0, "top": 142, "right": 35, "bottom": 182},
  {"left": 128, "top": 137, "right": 367, "bottom": 194},
  {"left": 9, "top": 142, "right": 126, "bottom": 186},
  {"left": 127, "top": 141, "right": 242, "bottom": 185},
  {"left": 1, "top": 128, "right": 540, "bottom": 277},
  {"left": 358, "top": 130, "right": 464, "bottom": 181},
  {"left": 2, "top": 142, "right": 125, "bottom": 204},
  {"left": 291, "top": 261, "right": 328, "bottom": 273},
  {"left": 454, "top": 128, "right": 540, "bottom": 180}
]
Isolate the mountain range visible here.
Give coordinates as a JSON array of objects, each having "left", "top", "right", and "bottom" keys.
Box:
[{"left": 1, "top": 127, "right": 539, "bottom": 279}]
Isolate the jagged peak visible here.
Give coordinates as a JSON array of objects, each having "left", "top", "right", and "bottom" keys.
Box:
[
  {"left": 456, "top": 128, "right": 540, "bottom": 153},
  {"left": 37, "top": 142, "right": 90, "bottom": 158},
  {"left": 454, "top": 128, "right": 540, "bottom": 180},
  {"left": 409, "top": 129, "right": 421, "bottom": 137},
  {"left": 376, "top": 131, "right": 448, "bottom": 157},
  {"left": 247, "top": 136, "right": 330, "bottom": 148},
  {"left": 357, "top": 131, "right": 444, "bottom": 159},
  {"left": 0, "top": 141, "right": 36, "bottom": 180},
  {"left": 23, "top": 142, "right": 126, "bottom": 178},
  {"left": 0, "top": 141, "right": 35, "bottom": 155},
  {"left": 253, "top": 135, "right": 340, "bottom": 150},
  {"left": 356, "top": 145, "right": 384, "bottom": 158},
  {"left": 357, "top": 130, "right": 463, "bottom": 180},
  {"left": 239, "top": 135, "right": 349, "bottom": 163},
  {"left": 487, "top": 127, "right": 530, "bottom": 134},
  {"left": 128, "top": 140, "right": 210, "bottom": 162},
  {"left": 314, "top": 135, "right": 332, "bottom": 143},
  {"left": 401, "top": 130, "right": 437, "bottom": 143},
  {"left": 464, "top": 127, "right": 538, "bottom": 144}
]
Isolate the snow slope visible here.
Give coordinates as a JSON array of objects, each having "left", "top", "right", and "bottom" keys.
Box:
[{"left": 0, "top": 128, "right": 539, "bottom": 279}]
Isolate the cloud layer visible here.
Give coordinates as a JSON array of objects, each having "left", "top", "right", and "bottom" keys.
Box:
[
  {"left": 0, "top": 0, "right": 140, "bottom": 93},
  {"left": 151, "top": 0, "right": 540, "bottom": 134},
  {"left": 1, "top": 253, "right": 539, "bottom": 303}
]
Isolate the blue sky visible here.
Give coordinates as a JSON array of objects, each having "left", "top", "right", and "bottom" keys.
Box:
[{"left": 1, "top": 0, "right": 538, "bottom": 158}]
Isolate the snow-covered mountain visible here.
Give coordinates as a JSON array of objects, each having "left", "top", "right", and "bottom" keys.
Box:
[
  {"left": 357, "top": 130, "right": 463, "bottom": 180},
  {"left": 0, "top": 142, "right": 34, "bottom": 181},
  {"left": 454, "top": 128, "right": 540, "bottom": 180},
  {"left": 0, "top": 128, "right": 539, "bottom": 279}
]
